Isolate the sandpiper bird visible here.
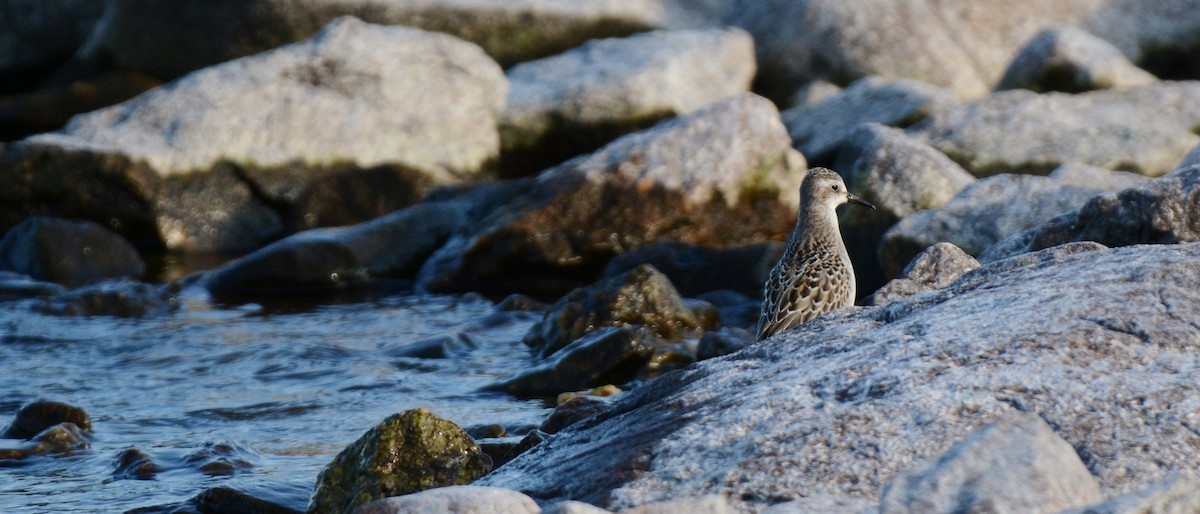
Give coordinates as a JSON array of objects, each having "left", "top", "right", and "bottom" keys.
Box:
[{"left": 757, "top": 167, "right": 875, "bottom": 341}]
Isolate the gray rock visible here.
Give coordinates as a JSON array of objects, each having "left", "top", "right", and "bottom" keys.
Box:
[
  {"left": 490, "top": 326, "right": 661, "bottom": 397},
  {"left": 783, "top": 80, "right": 842, "bottom": 110},
  {"left": 477, "top": 242, "right": 1200, "bottom": 511},
  {"left": 616, "top": 495, "right": 734, "bottom": 514},
  {"left": 418, "top": 93, "right": 807, "bottom": 297},
  {"left": 697, "top": 327, "right": 755, "bottom": 360},
  {"left": 0, "top": 1, "right": 103, "bottom": 77},
  {"left": 6, "top": 17, "right": 508, "bottom": 253},
  {"left": 879, "top": 174, "right": 1105, "bottom": 277},
  {"left": 834, "top": 123, "right": 976, "bottom": 291},
  {"left": 695, "top": 291, "right": 760, "bottom": 331},
  {"left": 0, "top": 217, "right": 144, "bottom": 286},
  {"left": 542, "top": 500, "right": 614, "bottom": 514},
  {"left": 500, "top": 28, "right": 755, "bottom": 175},
  {"left": 600, "top": 242, "right": 782, "bottom": 299},
  {"left": 879, "top": 412, "right": 1102, "bottom": 514},
  {"left": 979, "top": 164, "right": 1200, "bottom": 263},
  {"left": 80, "top": 0, "right": 663, "bottom": 78},
  {"left": 1061, "top": 474, "right": 1200, "bottom": 514},
  {"left": 870, "top": 242, "right": 979, "bottom": 306},
  {"left": 1180, "top": 144, "right": 1200, "bottom": 169},
  {"left": 351, "top": 486, "right": 538, "bottom": 514},
  {"left": 910, "top": 82, "right": 1200, "bottom": 177},
  {"left": 997, "top": 25, "right": 1157, "bottom": 93},
  {"left": 782, "top": 77, "right": 960, "bottom": 162},
  {"left": 523, "top": 264, "right": 701, "bottom": 359},
  {"left": 1049, "top": 163, "right": 1147, "bottom": 190},
  {"left": 540, "top": 395, "right": 619, "bottom": 434},
  {"left": 759, "top": 495, "right": 877, "bottom": 514}
]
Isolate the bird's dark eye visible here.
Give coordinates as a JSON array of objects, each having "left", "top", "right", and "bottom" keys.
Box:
[{"left": 831, "top": 184, "right": 840, "bottom": 191}]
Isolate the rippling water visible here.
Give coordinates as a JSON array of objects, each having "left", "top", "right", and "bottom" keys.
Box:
[{"left": 0, "top": 286, "right": 549, "bottom": 513}]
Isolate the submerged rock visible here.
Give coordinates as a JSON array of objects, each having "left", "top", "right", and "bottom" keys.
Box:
[
  {"left": 419, "top": 93, "right": 806, "bottom": 297},
  {"left": 910, "top": 82, "right": 1200, "bottom": 177},
  {"left": 997, "top": 25, "right": 1157, "bottom": 93},
  {"left": 308, "top": 409, "right": 491, "bottom": 514},
  {"left": 31, "top": 280, "right": 179, "bottom": 317},
  {"left": 352, "top": 486, "right": 539, "bottom": 514},
  {"left": 0, "top": 422, "right": 91, "bottom": 461},
  {"left": 2, "top": 399, "right": 92, "bottom": 439},
  {"left": 870, "top": 243, "right": 979, "bottom": 306},
  {"left": 879, "top": 412, "right": 1102, "bottom": 514},
  {"left": 4, "top": 17, "right": 507, "bottom": 253},
  {"left": 0, "top": 216, "right": 144, "bottom": 286},
  {"left": 600, "top": 242, "right": 781, "bottom": 299},
  {"left": 184, "top": 441, "right": 259, "bottom": 476},
  {"left": 834, "top": 123, "right": 976, "bottom": 292},
  {"left": 782, "top": 77, "right": 959, "bottom": 163},
  {"left": 500, "top": 28, "right": 754, "bottom": 176},
  {"left": 980, "top": 163, "right": 1200, "bottom": 262},
  {"left": 523, "top": 264, "right": 701, "bottom": 358},
  {"left": 491, "top": 326, "right": 660, "bottom": 397},
  {"left": 477, "top": 243, "right": 1200, "bottom": 511},
  {"left": 112, "top": 448, "right": 163, "bottom": 480}
]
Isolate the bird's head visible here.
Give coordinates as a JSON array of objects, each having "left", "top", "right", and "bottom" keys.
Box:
[{"left": 800, "top": 167, "right": 876, "bottom": 211}]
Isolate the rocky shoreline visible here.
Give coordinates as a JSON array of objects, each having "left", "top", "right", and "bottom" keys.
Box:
[{"left": 3, "top": 1, "right": 1200, "bottom": 513}]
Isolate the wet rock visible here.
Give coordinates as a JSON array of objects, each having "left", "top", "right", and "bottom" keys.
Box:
[
  {"left": 352, "top": 486, "right": 539, "bottom": 514},
  {"left": 997, "top": 26, "right": 1157, "bottom": 93},
  {"left": 490, "top": 326, "right": 661, "bottom": 397},
  {"left": 910, "top": 82, "right": 1200, "bottom": 177},
  {"left": 0, "top": 1, "right": 104, "bottom": 83},
  {"left": 475, "top": 436, "right": 522, "bottom": 467},
  {"left": 1048, "top": 162, "right": 1147, "bottom": 190},
  {"left": 2, "top": 399, "right": 92, "bottom": 439},
  {"left": 32, "top": 280, "right": 179, "bottom": 317},
  {"left": 418, "top": 93, "right": 807, "bottom": 297},
  {"left": 5, "top": 17, "right": 507, "bottom": 253},
  {"left": 879, "top": 412, "right": 1102, "bottom": 514},
  {"left": 683, "top": 299, "right": 721, "bottom": 331},
  {"left": 500, "top": 28, "right": 754, "bottom": 176},
  {"left": 0, "top": 217, "right": 145, "bottom": 286},
  {"left": 696, "top": 327, "right": 755, "bottom": 360},
  {"left": 0, "top": 422, "right": 91, "bottom": 460},
  {"left": 498, "top": 430, "right": 549, "bottom": 467},
  {"left": 879, "top": 173, "right": 1117, "bottom": 277},
  {"left": 184, "top": 441, "right": 258, "bottom": 476},
  {"left": 464, "top": 424, "right": 508, "bottom": 440},
  {"left": 477, "top": 243, "right": 1200, "bottom": 511},
  {"left": 0, "top": 271, "right": 66, "bottom": 302},
  {"left": 782, "top": 77, "right": 959, "bottom": 163},
  {"left": 617, "top": 496, "right": 734, "bottom": 514},
  {"left": 1061, "top": 474, "right": 1200, "bottom": 514},
  {"left": 112, "top": 448, "right": 163, "bottom": 480},
  {"left": 695, "top": 290, "right": 760, "bottom": 330},
  {"left": 541, "top": 395, "right": 618, "bottom": 434},
  {"left": 308, "top": 408, "right": 491, "bottom": 514},
  {"left": 556, "top": 384, "right": 624, "bottom": 405},
  {"left": 759, "top": 495, "right": 877, "bottom": 514},
  {"left": 600, "top": 242, "right": 782, "bottom": 299},
  {"left": 387, "top": 333, "right": 478, "bottom": 359},
  {"left": 980, "top": 164, "right": 1200, "bottom": 263},
  {"left": 191, "top": 486, "right": 305, "bottom": 514},
  {"left": 523, "top": 265, "right": 701, "bottom": 358},
  {"left": 834, "top": 123, "right": 976, "bottom": 291},
  {"left": 494, "top": 294, "right": 548, "bottom": 312},
  {"left": 869, "top": 243, "right": 979, "bottom": 307},
  {"left": 81, "top": 0, "right": 662, "bottom": 79},
  {"left": 542, "top": 501, "right": 614, "bottom": 514}
]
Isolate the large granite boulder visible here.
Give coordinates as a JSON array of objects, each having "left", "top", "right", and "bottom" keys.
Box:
[
  {"left": 781, "top": 77, "right": 959, "bottom": 163},
  {"left": 996, "top": 25, "right": 1157, "bottom": 93},
  {"left": 0, "top": 216, "right": 144, "bottom": 286},
  {"left": 418, "top": 93, "right": 806, "bottom": 297},
  {"left": 477, "top": 242, "right": 1200, "bottom": 511},
  {"left": 2, "top": 17, "right": 507, "bottom": 253},
  {"left": 79, "top": 0, "right": 664, "bottom": 79},
  {"left": 833, "top": 123, "right": 976, "bottom": 293},
  {"left": 909, "top": 82, "right": 1200, "bottom": 177},
  {"left": 352, "top": 486, "right": 539, "bottom": 514},
  {"left": 308, "top": 409, "right": 492, "bottom": 514},
  {"left": 981, "top": 163, "right": 1200, "bottom": 262},
  {"left": 500, "top": 28, "right": 755, "bottom": 176}
]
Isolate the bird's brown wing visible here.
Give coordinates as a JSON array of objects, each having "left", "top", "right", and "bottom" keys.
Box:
[{"left": 757, "top": 251, "right": 849, "bottom": 341}]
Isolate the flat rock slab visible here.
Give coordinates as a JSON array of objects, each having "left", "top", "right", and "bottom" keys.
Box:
[
  {"left": 910, "top": 82, "right": 1200, "bottom": 177},
  {"left": 477, "top": 242, "right": 1200, "bottom": 512}
]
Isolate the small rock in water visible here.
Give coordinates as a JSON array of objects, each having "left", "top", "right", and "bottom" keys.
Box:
[
  {"left": 308, "top": 408, "right": 491, "bottom": 514},
  {"left": 494, "top": 294, "right": 548, "bottom": 312},
  {"left": 112, "top": 448, "right": 163, "bottom": 480},
  {"left": 490, "top": 326, "right": 661, "bottom": 397},
  {"left": 496, "top": 430, "right": 548, "bottom": 468},
  {"left": 556, "top": 384, "right": 624, "bottom": 405},
  {"left": 184, "top": 441, "right": 258, "bottom": 476},
  {"left": 0, "top": 422, "right": 91, "bottom": 461},
  {"left": 31, "top": 280, "right": 179, "bottom": 317},
  {"left": 540, "top": 395, "right": 618, "bottom": 434},
  {"left": 2, "top": 399, "right": 92, "bottom": 439},
  {"left": 0, "top": 216, "right": 144, "bottom": 286},
  {"left": 387, "top": 332, "right": 478, "bottom": 359},
  {"left": 351, "top": 485, "right": 538, "bottom": 514}
]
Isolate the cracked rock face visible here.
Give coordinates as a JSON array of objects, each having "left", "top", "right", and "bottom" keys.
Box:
[
  {"left": 477, "top": 242, "right": 1200, "bottom": 512},
  {"left": 1, "top": 17, "right": 507, "bottom": 253}
]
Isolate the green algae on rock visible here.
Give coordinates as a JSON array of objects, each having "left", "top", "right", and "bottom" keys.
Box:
[{"left": 307, "top": 408, "right": 492, "bottom": 514}]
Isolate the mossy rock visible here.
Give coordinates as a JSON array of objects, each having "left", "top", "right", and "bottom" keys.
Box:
[{"left": 307, "top": 408, "right": 492, "bottom": 514}]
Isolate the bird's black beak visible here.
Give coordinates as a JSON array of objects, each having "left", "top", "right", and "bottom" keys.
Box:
[{"left": 847, "top": 192, "right": 876, "bottom": 210}]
